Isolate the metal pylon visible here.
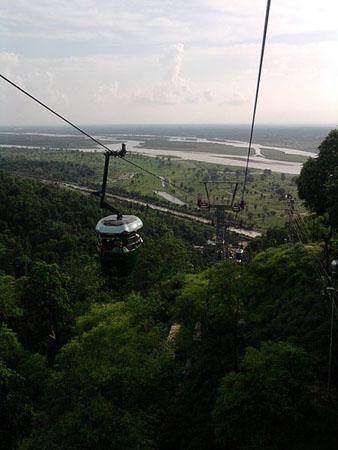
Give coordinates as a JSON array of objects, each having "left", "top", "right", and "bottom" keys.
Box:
[
  {"left": 200, "top": 181, "right": 240, "bottom": 261},
  {"left": 215, "top": 206, "right": 226, "bottom": 260},
  {"left": 285, "top": 193, "right": 295, "bottom": 243}
]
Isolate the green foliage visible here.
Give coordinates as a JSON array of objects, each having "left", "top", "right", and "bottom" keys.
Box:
[
  {"left": 0, "top": 275, "right": 23, "bottom": 322},
  {"left": 22, "top": 301, "right": 178, "bottom": 450},
  {"left": 63, "top": 257, "right": 107, "bottom": 314},
  {"left": 0, "top": 170, "right": 337, "bottom": 449},
  {"left": 297, "top": 128, "right": 338, "bottom": 226},
  {"left": 0, "top": 157, "right": 96, "bottom": 184},
  {"left": 0, "top": 361, "right": 32, "bottom": 449},
  {"left": 128, "top": 230, "right": 192, "bottom": 292},
  {"left": 241, "top": 244, "right": 333, "bottom": 375},
  {"left": 247, "top": 225, "right": 287, "bottom": 254},
  {"left": 0, "top": 171, "right": 98, "bottom": 275},
  {"left": 0, "top": 324, "right": 47, "bottom": 449},
  {"left": 18, "top": 262, "right": 72, "bottom": 356},
  {"left": 160, "top": 264, "right": 243, "bottom": 450},
  {"left": 213, "top": 342, "right": 314, "bottom": 450},
  {"left": 327, "top": 166, "right": 338, "bottom": 229},
  {"left": 172, "top": 272, "right": 209, "bottom": 326},
  {"left": 0, "top": 324, "right": 24, "bottom": 362}
]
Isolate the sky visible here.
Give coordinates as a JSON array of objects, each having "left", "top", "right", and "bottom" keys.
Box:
[{"left": 0, "top": 0, "right": 337, "bottom": 126}]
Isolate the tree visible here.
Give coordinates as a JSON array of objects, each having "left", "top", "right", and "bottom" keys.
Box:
[
  {"left": 129, "top": 232, "right": 191, "bottom": 292},
  {"left": 0, "top": 325, "right": 47, "bottom": 449},
  {"left": 240, "top": 244, "right": 334, "bottom": 380},
  {"left": 0, "top": 361, "right": 32, "bottom": 449},
  {"left": 0, "top": 275, "right": 22, "bottom": 323},
  {"left": 213, "top": 342, "right": 315, "bottom": 450},
  {"left": 162, "top": 264, "right": 243, "bottom": 450},
  {"left": 18, "top": 262, "right": 72, "bottom": 357},
  {"left": 297, "top": 129, "right": 338, "bottom": 226},
  {"left": 21, "top": 301, "right": 178, "bottom": 450},
  {"left": 326, "top": 165, "right": 338, "bottom": 229}
]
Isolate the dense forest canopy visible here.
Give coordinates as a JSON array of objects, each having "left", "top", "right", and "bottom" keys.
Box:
[
  {"left": 1, "top": 128, "right": 338, "bottom": 449},
  {"left": 297, "top": 129, "right": 338, "bottom": 228}
]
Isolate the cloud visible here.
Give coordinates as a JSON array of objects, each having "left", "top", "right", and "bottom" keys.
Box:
[
  {"left": 0, "top": 1, "right": 337, "bottom": 125},
  {"left": 133, "top": 43, "right": 214, "bottom": 105},
  {"left": 0, "top": 53, "right": 68, "bottom": 105},
  {"left": 0, "top": 0, "right": 190, "bottom": 47},
  {"left": 221, "top": 93, "right": 249, "bottom": 106},
  {"left": 169, "top": 42, "right": 184, "bottom": 84},
  {"left": 0, "top": 52, "right": 27, "bottom": 89},
  {"left": 94, "top": 82, "right": 121, "bottom": 104},
  {"left": 2, "top": 0, "right": 335, "bottom": 53}
]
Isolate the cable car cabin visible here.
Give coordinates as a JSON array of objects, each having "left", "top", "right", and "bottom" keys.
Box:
[{"left": 96, "top": 214, "right": 143, "bottom": 276}]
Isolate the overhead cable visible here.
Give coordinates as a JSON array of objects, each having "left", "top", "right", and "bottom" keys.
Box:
[{"left": 241, "top": 0, "right": 271, "bottom": 203}]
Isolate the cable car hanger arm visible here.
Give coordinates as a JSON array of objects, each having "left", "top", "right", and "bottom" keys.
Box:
[{"left": 93, "top": 143, "right": 127, "bottom": 219}]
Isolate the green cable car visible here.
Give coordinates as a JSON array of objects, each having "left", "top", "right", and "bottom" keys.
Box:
[
  {"left": 95, "top": 143, "right": 144, "bottom": 277},
  {"left": 96, "top": 214, "right": 143, "bottom": 276}
]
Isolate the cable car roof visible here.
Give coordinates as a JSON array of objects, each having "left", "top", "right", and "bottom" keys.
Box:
[{"left": 96, "top": 215, "right": 143, "bottom": 235}]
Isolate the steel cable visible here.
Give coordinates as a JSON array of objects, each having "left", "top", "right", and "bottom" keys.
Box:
[{"left": 241, "top": 0, "right": 272, "bottom": 203}]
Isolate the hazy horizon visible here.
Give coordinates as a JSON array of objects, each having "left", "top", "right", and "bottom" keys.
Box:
[
  {"left": 0, "top": 121, "right": 328, "bottom": 173},
  {"left": 0, "top": 123, "right": 336, "bottom": 129}
]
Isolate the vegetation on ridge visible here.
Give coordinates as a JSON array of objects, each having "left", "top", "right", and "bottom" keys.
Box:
[{"left": 0, "top": 129, "right": 338, "bottom": 449}]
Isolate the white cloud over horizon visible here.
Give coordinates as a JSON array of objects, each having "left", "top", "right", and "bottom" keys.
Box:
[{"left": 0, "top": 0, "right": 337, "bottom": 125}]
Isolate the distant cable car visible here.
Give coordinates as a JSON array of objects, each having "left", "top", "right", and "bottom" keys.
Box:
[
  {"left": 197, "top": 193, "right": 210, "bottom": 209},
  {"left": 94, "top": 144, "right": 144, "bottom": 276},
  {"left": 235, "top": 247, "right": 244, "bottom": 264}
]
